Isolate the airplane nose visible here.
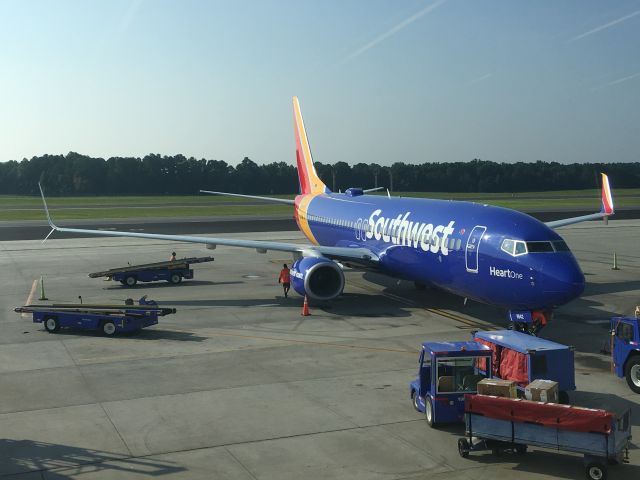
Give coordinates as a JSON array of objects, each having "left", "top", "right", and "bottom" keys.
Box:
[{"left": 540, "top": 256, "right": 585, "bottom": 306}]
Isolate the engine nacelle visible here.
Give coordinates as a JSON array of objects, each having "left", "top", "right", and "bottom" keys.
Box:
[{"left": 290, "top": 256, "right": 344, "bottom": 301}]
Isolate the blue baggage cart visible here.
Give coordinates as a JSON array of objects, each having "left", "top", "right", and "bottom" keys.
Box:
[
  {"left": 15, "top": 296, "right": 176, "bottom": 336},
  {"left": 459, "top": 394, "right": 631, "bottom": 480},
  {"left": 89, "top": 256, "right": 214, "bottom": 287}
]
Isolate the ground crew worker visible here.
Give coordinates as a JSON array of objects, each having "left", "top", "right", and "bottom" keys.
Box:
[
  {"left": 169, "top": 252, "right": 177, "bottom": 262},
  {"left": 278, "top": 263, "right": 291, "bottom": 298}
]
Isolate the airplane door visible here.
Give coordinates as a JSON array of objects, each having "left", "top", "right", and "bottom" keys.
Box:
[{"left": 465, "top": 225, "right": 487, "bottom": 273}]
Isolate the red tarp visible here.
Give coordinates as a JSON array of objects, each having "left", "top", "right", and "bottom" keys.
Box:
[
  {"left": 500, "top": 348, "right": 529, "bottom": 385},
  {"left": 474, "top": 337, "right": 529, "bottom": 385},
  {"left": 475, "top": 338, "right": 501, "bottom": 376},
  {"left": 465, "top": 394, "right": 614, "bottom": 434}
]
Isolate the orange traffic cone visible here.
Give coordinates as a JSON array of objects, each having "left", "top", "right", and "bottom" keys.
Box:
[{"left": 301, "top": 295, "right": 310, "bottom": 316}]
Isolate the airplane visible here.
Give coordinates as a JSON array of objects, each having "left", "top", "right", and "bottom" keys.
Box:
[{"left": 39, "top": 97, "right": 614, "bottom": 333}]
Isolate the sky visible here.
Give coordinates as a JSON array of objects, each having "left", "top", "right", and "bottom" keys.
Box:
[{"left": 0, "top": 0, "right": 639, "bottom": 166}]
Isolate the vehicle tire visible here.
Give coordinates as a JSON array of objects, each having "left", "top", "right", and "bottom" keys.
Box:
[
  {"left": 425, "top": 397, "right": 435, "bottom": 427},
  {"left": 458, "top": 438, "right": 470, "bottom": 458},
  {"left": 624, "top": 357, "right": 640, "bottom": 394},
  {"left": 102, "top": 320, "right": 116, "bottom": 336},
  {"left": 411, "top": 390, "right": 421, "bottom": 412},
  {"left": 514, "top": 444, "right": 527, "bottom": 455},
  {"left": 558, "top": 390, "right": 570, "bottom": 404},
  {"left": 124, "top": 275, "right": 137, "bottom": 287},
  {"left": 44, "top": 316, "right": 60, "bottom": 333},
  {"left": 169, "top": 273, "right": 181, "bottom": 285},
  {"left": 414, "top": 281, "right": 427, "bottom": 291},
  {"left": 491, "top": 447, "right": 501, "bottom": 456},
  {"left": 585, "top": 462, "right": 607, "bottom": 480}
]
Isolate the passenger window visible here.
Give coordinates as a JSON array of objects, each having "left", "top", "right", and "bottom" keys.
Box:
[{"left": 455, "top": 239, "right": 462, "bottom": 250}]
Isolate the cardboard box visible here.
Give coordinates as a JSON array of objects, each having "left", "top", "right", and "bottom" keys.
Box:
[
  {"left": 525, "top": 379, "right": 559, "bottom": 403},
  {"left": 477, "top": 378, "right": 517, "bottom": 398}
]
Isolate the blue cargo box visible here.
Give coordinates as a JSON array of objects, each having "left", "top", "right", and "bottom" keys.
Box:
[{"left": 473, "top": 329, "right": 576, "bottom": 394}]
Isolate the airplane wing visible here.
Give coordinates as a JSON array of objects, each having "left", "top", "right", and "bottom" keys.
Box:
[
  {"left": 39, "top": 184, "right": 378, "bottom": 263},
  {"left": 545, "top": 173, "right": 614, "bottom": 229}
]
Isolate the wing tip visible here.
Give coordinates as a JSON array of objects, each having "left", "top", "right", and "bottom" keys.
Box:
[
  {"left": 600, "top": 173, "right": 614, "bottom": 215},
  {"left": 38, "top": 182, "right": 57, "bottom": 230}
]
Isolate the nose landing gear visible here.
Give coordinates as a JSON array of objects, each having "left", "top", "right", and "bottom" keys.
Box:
[{"left": 509, "top": 309, "right": 552, "bottom": 336}]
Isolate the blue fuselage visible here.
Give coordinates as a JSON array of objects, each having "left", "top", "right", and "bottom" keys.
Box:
[{"left": 297, "top": 192, "right": 585, "bottom": 310}]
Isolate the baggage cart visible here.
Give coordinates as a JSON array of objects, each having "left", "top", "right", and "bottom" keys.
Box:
[
  {"left": 88, "top": 256, "right": 214, "bottom": 287},
  {"left": 458, "top": 394, "right": 631, "bottom": 480}
]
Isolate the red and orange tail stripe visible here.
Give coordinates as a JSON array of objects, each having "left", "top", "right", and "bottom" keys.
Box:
[
  {"left": 294, "top": 194, "right": 319, "bottom": 244},
  {"left": 293, "top": 97, "right": 329, "bottom": 195},
  {"left": 601, "top": 173, "right": 614, "bottom": 215}
]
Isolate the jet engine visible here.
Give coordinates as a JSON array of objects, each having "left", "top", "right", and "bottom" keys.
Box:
[{"left": 290, "top": 257, "right": 344, "bottom": 301}]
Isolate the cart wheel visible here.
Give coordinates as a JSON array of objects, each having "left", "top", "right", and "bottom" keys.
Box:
[
  {"left": 559, "top": 391, "right": 570, "bottom": 404},
  {"left": 458, "top": 438, "right": 470, "bottom": 458},
  {"left": 102, "top": 321, "right": 116, "bottom": 336},
  {"left": 169, "top": 273, "right": 182, "bottom": 285},
  {"left": 585, "top": 462, "right": 607, "bottom": 480},
  {"left": 425, "top": 397, "right": 435, "bottom": 427},
  {"left": 514, "top": 444, "right": 527, "bottom": 455},
  {"left": 624, "top": 357, "right": 640, "bottom": 394},
  {"left": 44, "top": 316, "right": 60, "bottom": 333},
  {"left": 411, "top": 391, "right": 421, "bottom": 412},
  {"left": 124, "top": 275, "right": 137, "bottom": 287}
]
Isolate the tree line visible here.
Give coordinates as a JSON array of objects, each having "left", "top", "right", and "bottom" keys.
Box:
[{"left": 0, "top": 152, "right": 638, "bottom": 196}]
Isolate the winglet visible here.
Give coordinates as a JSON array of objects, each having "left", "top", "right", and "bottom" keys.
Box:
[
  {"left": 601, "top": 173, "right": 614, "bottom": 215},
  {"left": 38, "top": 182, "right": 58, "bottom": 240}
]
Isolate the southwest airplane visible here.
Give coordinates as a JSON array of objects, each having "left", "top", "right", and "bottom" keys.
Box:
[{"left": 39, "top": 97, "right": 614, "bottom": 332}]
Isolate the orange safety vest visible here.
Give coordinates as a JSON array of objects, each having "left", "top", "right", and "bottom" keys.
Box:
[{"left": 279, "top": 268, "right": 290, "bottom": 283}]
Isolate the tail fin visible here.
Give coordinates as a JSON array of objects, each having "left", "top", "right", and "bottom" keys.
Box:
[
  {"left": 600, "top": 173, "right": 614, "bottom": 215},
  {"left": 293, "top": 97, "right": 330, "bottom": 194}
]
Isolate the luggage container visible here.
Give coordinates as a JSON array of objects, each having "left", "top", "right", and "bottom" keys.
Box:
[{"left": 473, "top": 329, "right": 575, "bottom": 403}]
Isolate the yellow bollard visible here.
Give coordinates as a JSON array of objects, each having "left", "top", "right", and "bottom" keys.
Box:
[{"left": 38, "top": 275, "right": 48, "bottom": 301}]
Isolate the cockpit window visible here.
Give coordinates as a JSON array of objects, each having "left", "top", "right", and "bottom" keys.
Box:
[
  {"left": 501, "top": 239, "right": 527, "bottom": 257},
  {"left": 514, "top": 241, "right": 527, "bottom": 256},
  {"left": 553, "top": 240, "right": 570, "bottom": 252},
  {"left": 526, "top": 241, "right": 555, "bottom": 253},
  {"left": 501, "top": 239, "right": 514, "bottom": 255}
]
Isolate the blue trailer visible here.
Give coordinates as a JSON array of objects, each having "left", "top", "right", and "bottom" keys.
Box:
[
  {"left": 88, "top": 256, "right": 214, "bottom": 287},
  {"left": 459, "top": 394, "right": 631, "bottom": 480},
  {"left": 473, "top": 329, "right": 576, "bottom": 403},
  {"left": 15, "top": 297, "right": 176, "bottom": 336},
  {"left": 409, "top": 341, "right": 493, "bottom": 427},
  {"left": 610, "top": 314, "right": 640, "bottom": 393}
]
